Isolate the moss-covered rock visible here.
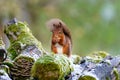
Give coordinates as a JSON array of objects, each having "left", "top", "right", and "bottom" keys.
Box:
[
  {"left": 67, "top": 52, "right": 120, "bottom": 80},
  {"left": 31, "top": 54, "right": 73, "bottom": 80},
  {"left": 4, "top": 19, "right": 31, "bottom": 42},
  {"left": 3, "top": 19, "right": 120, "bottom": 80},
  {"left": 4, "top": 19, "right": 46, "bottom": 60},
  {"left": 78, "top": 62, "right": 113, "bottom": 80}
]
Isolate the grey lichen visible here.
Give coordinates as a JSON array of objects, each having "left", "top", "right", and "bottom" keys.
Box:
[{"left": 67, "top": 52, "right": 120, "bottom": 80}]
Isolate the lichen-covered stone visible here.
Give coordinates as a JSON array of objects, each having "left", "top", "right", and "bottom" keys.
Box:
[
  {"left": 105, "top": 56, "right": 120, "bottom": 80},
  {"left": 66, "top": 52, "right": 120, "bottom": 80},
  {"left": 31, "top": 54, "right": 73, "bottom": 80},
  {"left": 78, "top": 62, "right": 113, "bottom": 80},
  {"left": 80, "top": 56, "right": 120, "bottom": 80},
  {"left": 4, "top": 19, "right": 46, "bottom": 60}
]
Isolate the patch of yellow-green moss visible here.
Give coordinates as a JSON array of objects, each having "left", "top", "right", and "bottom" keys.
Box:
[
  {"left": 70, "top": 55, "right": 81, "bottom": 64},
  {"left": 86, "top": 51, "right": 109, "bottom": 63},
  {"left": 8, "top": 33, "right": 44, "bottom": 59},
  {"left": 92, "top": 51, "right": 109, "bottom": 58},
  {"left": 4, "top": 22, "right": 31, "bottom": 42},
  {"left": 31, "top": 54, "right": 73, "bottom": 80},
  {"left": 2, "top": 61, "right": 14, "bottom": 68},
  {"left": 0, "top": 65, "right": 11, "bottom": 80},
  {"left": 4, "top": 21, "right": 45, "bottom": 60},
  {"left": 79, "top": 75, "right": 96, "bottom": 80},
  {"left": 112, "top": 67, "right": 119, "bottom": 80},
  {"left": 0, "top": 65, "right": 10, "bottom": 75}
]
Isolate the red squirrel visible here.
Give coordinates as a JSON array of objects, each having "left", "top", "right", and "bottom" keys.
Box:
[{"left": 46, "top": 18, "right": 72, "bottom": 57}]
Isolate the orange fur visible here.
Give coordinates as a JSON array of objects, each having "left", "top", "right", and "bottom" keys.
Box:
[{"left": 46, "top": 18, "right": 72, "bottom": 57}]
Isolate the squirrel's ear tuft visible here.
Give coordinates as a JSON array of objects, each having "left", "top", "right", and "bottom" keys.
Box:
[
  {"left": 53, "top": 24, "right": 56, "bottom": 27},
  {"left": 59, "top": 22, "right": 62, "bottom": 27},
  {"left": 46, "top": 18, "right": 66, "bottom": 31}
]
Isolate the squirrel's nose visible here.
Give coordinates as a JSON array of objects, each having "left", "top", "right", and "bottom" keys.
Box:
[{"left": 55, "top": 35, "right": 60, "bottom": 39}]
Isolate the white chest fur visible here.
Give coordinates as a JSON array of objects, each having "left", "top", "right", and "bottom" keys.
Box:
[{"left": 55, "top": 43, "right": 63, "bottom": 54}]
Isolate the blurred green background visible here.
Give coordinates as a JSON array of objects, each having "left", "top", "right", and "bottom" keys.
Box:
[{"left": 0, "top": 0, "right": 120, "bottom": 56}]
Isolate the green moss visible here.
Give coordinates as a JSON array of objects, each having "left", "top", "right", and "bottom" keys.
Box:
[
  {"left": 92, "top": 51, "right": 109, "bottom": 58},
  {"left": 4, "top": 22, "right": 31, "bottom": 42},
  {"left": 106, "top": 77, "right": 110, "bottom": 80},
  {"left": 86, "top": 51, "right": 109, "bottom": 63},
  {"left": 79, "top": 75, "right": 96, "bottom": 80},
  {"left": 0, "top": 65, "right": 10, "bottom": 75},
  {"left": 70, "top": 55, "right": 81, "bottom": 64},
  {"left": 17, "top": 32, "right": 43, "bottom": 50},
  {"left": 5, "top": 21, "right": 45, "bottom": 60},
  {"left": 2, "top": 61, "right": 14, "bottom": 68},
  {"left": 7, "top": 42, "right": 21, "bottom": 59},
  {"left": 7, "top": 33, "right": 43, "bottom": 60},
  {"left": 31, "top": 54, "right": 72, "bottom": 80},
  {"left": 112, "top": 67, "right": 119, "bottom": 80}
]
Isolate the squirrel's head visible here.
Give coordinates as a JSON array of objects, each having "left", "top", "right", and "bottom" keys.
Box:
[
  {"left": 46, "top": 19, "right": 66, "bottom": 43},
  {"left": 46, "top": 18, "right": 72, "bottom": 43},
  {"left": 46, "top": 18, "right": 66, "bottom": 32}
]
